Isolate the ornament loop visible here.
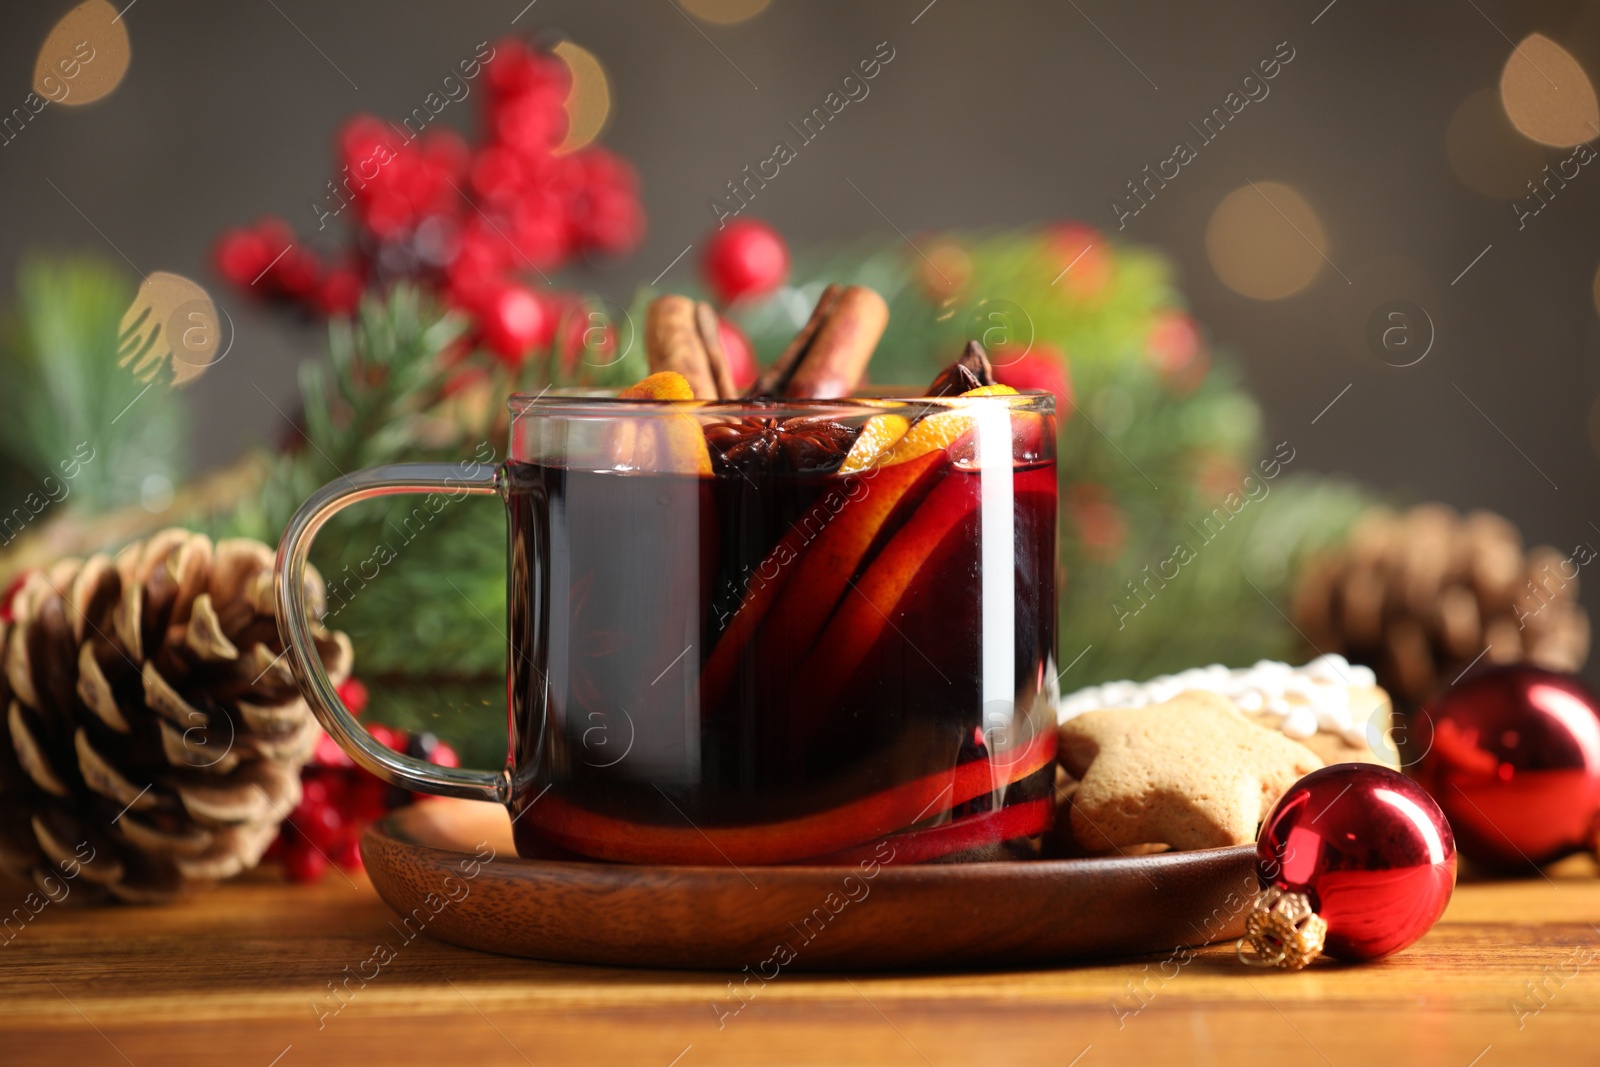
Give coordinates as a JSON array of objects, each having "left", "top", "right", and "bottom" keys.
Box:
[{"left": 1236, "top": 887, "right": 1328, "bottom": 971}]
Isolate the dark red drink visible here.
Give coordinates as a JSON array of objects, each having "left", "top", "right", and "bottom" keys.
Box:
[{"left": 506, "top": 400, "right": 1058, "bottom": 865}]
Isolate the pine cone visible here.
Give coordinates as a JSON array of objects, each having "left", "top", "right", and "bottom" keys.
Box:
[
  {"left": 0, "top": 529, "right": 349, "bottom": 903},
  {"left": 1292, "top": 504, "right": 1590, "bottom": 706}
]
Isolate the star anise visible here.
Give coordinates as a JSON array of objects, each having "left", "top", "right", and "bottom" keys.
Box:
[
  {"left": 705, "top": 416, "right": 858, "bottom": 478},
  {"left": 926, "top": 341, "right": 997, "bottom": 397}
]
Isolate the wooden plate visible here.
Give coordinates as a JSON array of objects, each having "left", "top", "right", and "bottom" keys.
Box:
[{"left": 362, "top": 800, "right": 1259, "bottom": 971}]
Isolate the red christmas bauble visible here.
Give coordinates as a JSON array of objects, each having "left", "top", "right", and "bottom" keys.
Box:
[
  {"left": 1258, "top": 763, "right": 1456, "bottom": 961},
  {"left": 703, "top": 219, "right": 789, "bottom": 305},
  {"left": 1414, "top": 665, "right": 1600, "bottom": 870}
]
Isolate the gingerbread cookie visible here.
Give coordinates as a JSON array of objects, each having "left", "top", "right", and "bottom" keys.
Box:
[
  {"left": 1058, "top": 655, "right": 1399, "bottom": 769},
  {"left": 1058, "top": 691, "right": 1324, "bottom": 852}
]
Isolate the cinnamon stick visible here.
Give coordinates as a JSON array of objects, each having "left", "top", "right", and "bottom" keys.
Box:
[
  {"left": 780, "top": 286, "right": 889, "bottom": 399},
  {"left": 746, "top": 284, "right": 843, "bottom": 398},
  {"left": 695, "top": 301, "right": 737, "bottom": 400},
  {"left": 926, "top": 341, "right": 997, "bottom": 397},
  {"left": 645, "top": 295, "right": 719, "bottom": 399}
]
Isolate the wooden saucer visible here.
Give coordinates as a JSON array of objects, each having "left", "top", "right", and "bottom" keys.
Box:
[{"left": 362, "top": 800, "right": 1259, "bottom": 971}]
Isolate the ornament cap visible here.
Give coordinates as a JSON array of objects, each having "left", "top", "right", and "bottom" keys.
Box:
[{"left": 1237, "top": 887, "right": 1328, "bottom": 971}]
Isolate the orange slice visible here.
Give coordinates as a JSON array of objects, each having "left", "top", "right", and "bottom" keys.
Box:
[
  {"left": 698, "top": 448, "right": 947, "bottom": 713},
  {"left": 797, "top": 480, "right": 1058, "bottom": 714},
  {"left": 612, "top": 372, "right": 711, "bottom": 474},
  {"left": 877, "top": 384, "right": 1018, "bottom": 466},
  {"left": 838, "top": 413, "right": 910, "bottom": 474}
]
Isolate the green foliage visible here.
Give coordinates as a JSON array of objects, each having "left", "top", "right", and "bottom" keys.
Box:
[
  {"left": 224, "top": 285, "right": 472, "bottom": 543},
  {"left": 0, "top": 254, "right": 188, "bottom": 515},
  {"left": 213, "top": 286, "right": 512, "bottom": 682}
]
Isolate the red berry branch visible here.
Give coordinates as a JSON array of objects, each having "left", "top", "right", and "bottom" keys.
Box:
[
  {"left": 267, "top": 675, "right": 463, "bottom": 883},
  {"left": 213, "top": 36, "right": 645, "bottom": 370}
]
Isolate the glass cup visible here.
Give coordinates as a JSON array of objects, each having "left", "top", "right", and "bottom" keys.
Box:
[{"left": 276, "top": 390, "right": 1059, "bottom": 866}]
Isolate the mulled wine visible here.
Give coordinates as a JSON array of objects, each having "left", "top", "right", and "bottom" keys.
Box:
[{"left": 505, "top": 399, "right": 1059, "bottom": 866}]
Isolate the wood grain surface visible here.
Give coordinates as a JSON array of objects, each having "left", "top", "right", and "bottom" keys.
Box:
[
  {"left": 2, "top": 847, "right": 1597, "bottom": 1065},
  {"left": 359, "top": 800, "right": 1261, "bottom": 970}
]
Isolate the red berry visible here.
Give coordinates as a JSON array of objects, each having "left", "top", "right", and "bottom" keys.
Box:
[
  {"left": 300, "top": 776, "right": 331, "bottom": 809},
  {"left": 284, "top": 844, "right": 329, "bottom": 884},
  {"left": 314, "top": 731, "right": 354, "bottom": 769},
  {"left": 335, "top": 677, "right": 370, "bottom": 717},
  {"left": 363, "top": 190, "right": 417, "bottom": 240},
  {"left": 555, "top": 301, "right": 614, "bottom": 375},
  {"left": 916, "top": 238, "right": 973, "bottom": 300},
  {"left": 1146, "top": 310, "right": 1206, "bottom": 392},
  {"left": 214, "top": 228, "right": 271, "bottom": 288},
  {"left": 350, "top": 782, "right": 393, "bottom": 824},
  {"left": 993, "top": 345, "right": 1073, "bottom": 416},
  {"left": 421, "top": 129, "right": 471, "bottom": 184},
  {"left": 484, "top": 38, "right": 549, "bottom": 102},
  {"left": 332, "top": 837, "right": 365, "bottom": 871},
  {"left": 703, "top": 219, "right": 788, "bottom": 305},
  {"left": 271, "top": 247, "right": 322, "bottom": 300},
  {"left": 0, "top": 571, "right": 32, "bottom": 623},
  {"left": 565, "top": 149, "right": 644, "bottom": 255},
  {"left": 366, "top": 723, "right": 406, "bottom": 752},
  {"left": 494, "top": 92, "right": 568, "bottom": 156},
  {"left": 316, "top": 266, "right": 365, "bottom": 316},
  {"left": 470, "top": 145, "right": 526, "bottom": 205},
  {"left": 478, "top": 282, "right": 552, "bottom": 366},
  {"left": 716, "top": 318, "right": 757, "bottom": 390},
  {"left": 1067, "top": 482, "right": 1127, "bottom": 563},
  {"left": 338, "top": 116, "right": 399, "bottom": 174},
  {"left": 1046, "top": 222, "right": 1111, "bottom": 299},
  {"left": 253, "top": 217, "right": 297, "bottom": 252},
  {"left": 299, "top": 802, "right": 345, "bottom": 851},
  {"left": 429, "top": 741, "right": 461, "bottom": 769}
]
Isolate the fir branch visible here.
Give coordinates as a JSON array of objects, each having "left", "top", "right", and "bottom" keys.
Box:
[{"left": 0, "top": 254, "right": 188, "bottom": 514}]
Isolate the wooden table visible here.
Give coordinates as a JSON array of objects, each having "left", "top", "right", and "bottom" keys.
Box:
[{"left": 3, "top": 855, "right": 1597, "bottom": 1066}]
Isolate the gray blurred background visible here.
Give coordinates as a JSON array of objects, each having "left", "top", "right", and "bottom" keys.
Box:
[{"left": 3, "top": 0, "right": 1600, "bottom": 656}]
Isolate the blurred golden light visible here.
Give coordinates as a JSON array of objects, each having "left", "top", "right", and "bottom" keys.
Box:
[
  {"left": 552, "top": 41, "right": 611, "bottom": 155},
  {"left": 680, "top": 0, "right": 772, "bottom": 25},
  {"left": 1205, "top": 182, "right": 1328, "bottom": 301},
  {"left": 33, "top": 0, "right": 131, "bottom": 108},
  {"left": 1500, "top": 33, "right": 1598, "bottom": 147},
  {"left": 1447, "top": 88, "right": 1547, "bottom": 198},
  {"left": 1591, "top": 260, "right": 1600, "bottom": 318},
  {"left": 118, "top": 272, "right": 220, "bottom": 387}
]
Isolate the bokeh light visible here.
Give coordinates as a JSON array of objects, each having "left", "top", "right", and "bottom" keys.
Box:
[
  {"left": 1447, "top": 88, "right": 1547, "bottom": 198},
  {"left": 1205, "top": 182, "right": 1328, "bottom": 300},
  {"left": 680, "top": 0, "right": 773, "bottom": 25},
  {"left": 32, "top": 0, "right": 131, "bottom": 107},
  {"left": 1500, "top": 33, "right": 1598, "bottom": 147},
  {"left": 118, "top": 272, "right": 221, "bottom": 386},
  {"left": 552, "top": 41, "right": 611, "bottom": 155}
]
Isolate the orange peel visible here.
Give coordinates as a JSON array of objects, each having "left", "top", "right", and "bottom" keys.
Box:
[
  {"left": 612, "top": 372, "right": 711, "bottom": 473},
  {"left": 619, "top": 371, "right": 697, "bottom": 401},
  {"left": 838, "top": 413, "right": 910, "bottom": 474},
  {"left": 877, "top": 384, "right": 1019, "bottom": 466}
]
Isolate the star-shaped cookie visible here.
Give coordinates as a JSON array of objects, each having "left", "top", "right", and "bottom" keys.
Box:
[{"left": 1058, "top": 691, "right": 1324, "bottom": 852}]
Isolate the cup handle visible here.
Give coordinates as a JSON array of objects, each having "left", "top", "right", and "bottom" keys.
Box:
[{"left": 274, "top": 461, "right": 510, "bottom": 803}]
